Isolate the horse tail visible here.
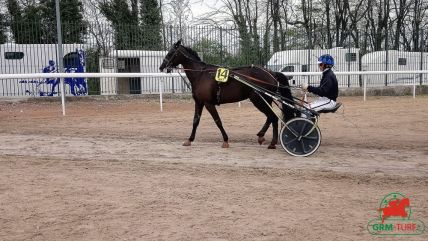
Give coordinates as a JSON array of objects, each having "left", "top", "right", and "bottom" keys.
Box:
[{"left": 274, "top": 72, "right": 297, "bottom": 122}]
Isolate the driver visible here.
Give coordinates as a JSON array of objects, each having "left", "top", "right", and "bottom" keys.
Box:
[
  {"left": 302, "top": 54, "right": 338, "bottom": 112},
  {"left": 43, "top": 60, "right": 59, "bottom": 96}
]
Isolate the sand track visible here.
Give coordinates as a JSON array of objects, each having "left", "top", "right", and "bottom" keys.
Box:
[{"left": 0, "top": 96, "right": 427, "bottom": 240}]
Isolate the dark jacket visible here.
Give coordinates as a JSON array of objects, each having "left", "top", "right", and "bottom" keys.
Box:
[{"left": 307, "top": 68, "right": 338, "bottom": 101}]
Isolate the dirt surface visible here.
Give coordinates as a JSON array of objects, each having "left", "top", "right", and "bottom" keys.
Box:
[{"left": 0, "top": 96, "right": 427, "bottom": 240}]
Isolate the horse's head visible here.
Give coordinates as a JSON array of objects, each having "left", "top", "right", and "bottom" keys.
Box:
[{"left": 159, "top": 39, "right": 184, "bottom": 73}]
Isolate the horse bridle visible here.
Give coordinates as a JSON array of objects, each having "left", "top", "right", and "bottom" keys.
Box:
[
  {"left": 162, "top": 45, "right": 196, "bottom": 89},
  {"left": 163, "top": 45, "right": 208, "bottom": 72},
  {"left": 162, "top": 47, "right": 180, "bottom": 72}
]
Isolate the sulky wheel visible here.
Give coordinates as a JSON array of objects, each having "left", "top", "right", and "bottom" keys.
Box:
[{"left": 280, "top": 117, "right": 321, "bottom": 157}]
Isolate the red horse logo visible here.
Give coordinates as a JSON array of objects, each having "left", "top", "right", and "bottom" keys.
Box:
[{"left": 378, "top": 198, "right": 410, "bottom": 223}]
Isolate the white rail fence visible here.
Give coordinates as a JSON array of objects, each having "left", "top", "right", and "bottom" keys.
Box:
[{"left": 1, "top": 70, "right": 427, "bottom": 115}]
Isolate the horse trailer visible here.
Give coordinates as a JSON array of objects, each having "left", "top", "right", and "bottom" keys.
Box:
[
  {"left": 361, "top": 51, "right": 428, "bottom": 86},
  {"left": 0, "top": 43, "right": 87, "bottom": 97},
  {"left": 99, "top": 50, "right": 189, "bottom": 95},
  {"left": 266, "top": 48, "right": 361, "bottom": 87}
]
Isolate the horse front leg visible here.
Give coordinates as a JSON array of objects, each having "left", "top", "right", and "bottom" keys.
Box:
[
  {"left": 204, "top": 103, "right": 229, "bottom": 148},
  {"left": 183, "top": 100, "right": 204, "bottom": 146}
]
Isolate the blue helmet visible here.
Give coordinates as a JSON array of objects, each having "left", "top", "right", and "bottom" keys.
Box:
[{"left": 317, "top": 54, "right": 334, "bottom": 67}]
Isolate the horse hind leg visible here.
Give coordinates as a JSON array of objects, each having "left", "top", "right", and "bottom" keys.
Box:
[
  {"left": 257, "top": 120, "right": 270, "bottom": 145},
  {"left": 260, "top": 110, "right": 279, "bottom": 149},
  {"left": 249, "top": 93, "right": 270, "bottom": 144},
  {"left": 249, "top": 93, "right": 278, "bottom": 149},
  {"left": 269, "top": 116, "right": 279, "bottom": 149}
]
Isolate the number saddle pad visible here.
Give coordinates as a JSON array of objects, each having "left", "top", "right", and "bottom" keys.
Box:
[{"left": 215, "top": 68, "right": 230, "bottom": 83}]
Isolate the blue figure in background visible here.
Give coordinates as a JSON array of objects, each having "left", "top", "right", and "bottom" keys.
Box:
[
  {"left": 42, "top": 60, "right": 60, "bottom": 96},
  {"left": 38, "top": 49, "right": 87, "bottom": 96},
  {"left": 75, "top": 49, "right": 87, "bottom": 95},
  {"left": 64, "top": 67, "right": 77, "bottom": 95},
  {"left": 62, "top": 49, "right": 87, "bottom": 95},
  {"left": 63, "top": 49, "right": 87, "bottom": 95}
]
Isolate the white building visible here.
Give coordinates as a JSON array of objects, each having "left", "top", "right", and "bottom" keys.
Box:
[
  {"left": 267, "top": 48, "right": 361, "bottom": 87},
  {"left": 361, "top": 50, "right": 428, "bottom": 86},
  {"left": 99, "top": 50, "right": 189, "bottom": 95},
  {"left": 0, "top": 43, "right": 86, "bottom": 97}
]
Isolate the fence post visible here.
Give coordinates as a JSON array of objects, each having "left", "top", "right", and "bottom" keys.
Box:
[
  {"left": 358, "top": 30, "right": 363, "bottom": 87},
  {"left": 159, "top": 79, "right": 163, "bottom": 112},
  {"left": 385, "top": 51, "right": 389, "bottom": 87},
  {"left": 385, "top": 21, "right": 389, "bottom": 86},
  {"left": 220, "top": 27, "right": 224, "bottom": 65},
  {"left": 420, "top": 29, "right": 424, "bottom": 86},
  {"left": 347, "top": 33, "right": 351, "bottom": 87},
  {"left": 307, "top": 49, "right": 311, "bottom": 85},
  {"left": 169, "top": 25, "right": 175, "bottom": 93},
  {"left": 413, "top": 75, "right": 416, "bottom": 99},
  {"left": 363, "top": 75, "right": 367, "bottom": 102},
  {"left": 55, "top": 0, "right": 66, "bottom": 116}
]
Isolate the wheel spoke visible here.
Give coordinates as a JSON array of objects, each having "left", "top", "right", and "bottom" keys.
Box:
[
  {"left": 304, "top": 125, "right": 318, "bottom": 137},
  {"left": 300, "top": 140, "right": 307, "bottom": 153},
  {"left": 287, "top": 126, "right": 299, "bottom": 137},
  {"left": 302, "top": 135, "right": 318, "bottom": 140},
  {"left": 299, "top": 121, "right": 307, "bottom": 136},
  {"left": 284, "top": 137, "right": 298, "bottom": 145}
]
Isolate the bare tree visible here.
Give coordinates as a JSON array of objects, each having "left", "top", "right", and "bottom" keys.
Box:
[
  {"left": 347, "top": 0, "right": 369, "bottom": 48},
  {"left": 391, "top": 0, "right": 411, "bottom": 49},
  {"left": 280, "top": 0, "right": 314, "bottom": 48},
  {"left": 219, "top": 0, "right": 262, "bottom": 62},
  {"left": 321, "top": 0, "right": 333, "bottom": 48},
  {"left": 85, "top": 0, "right": 113, "bottom": 55},
  {"left": 411, "top": 0, "right": 428, "bottom": 50},
  {"left": 163, "top": 0, "right": 191, "bottom": 38},
  {"left": 333, "top": 0, "right": 350, "bottom": 46},
  {"left": 364, "top": 0, "right": 390, "bottom": 50},
  {"left": 270, "top": 0, "right": 280, "bottom": 52}
]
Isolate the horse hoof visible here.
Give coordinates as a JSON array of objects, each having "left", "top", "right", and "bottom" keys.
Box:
[
  {"left": 267, "top": 144, "right": 276, "bottom": 149},
  {"left": 183, "top": 140, "right": 191, "bottom": 146},
  {"left": 222, "top": 142, "right": 229, "bottom": 148},
  {"left": 258, "top": 137, "right": 265, "bottom": 145}
]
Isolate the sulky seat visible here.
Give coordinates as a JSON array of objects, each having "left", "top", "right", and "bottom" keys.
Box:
[{"left": 317, "top": 102, "right": 342, "bottom": 114}]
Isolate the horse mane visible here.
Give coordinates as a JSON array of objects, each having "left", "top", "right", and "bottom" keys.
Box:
[{"left": 182, "top": 45, "right": 201, "bottom": 61}]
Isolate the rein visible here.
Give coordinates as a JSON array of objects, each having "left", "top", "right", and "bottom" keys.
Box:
[{"left": 171, "top": 66, "right": 298, "bottom": 91}]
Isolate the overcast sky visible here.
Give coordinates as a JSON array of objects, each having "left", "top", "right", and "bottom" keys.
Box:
[{"left": 188, "top": 0, "right": 224, "bottom": 21}]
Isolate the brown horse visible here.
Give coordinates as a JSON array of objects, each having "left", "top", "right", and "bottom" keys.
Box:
[{"left": 159, "top": 40, "right": 296, "bottom": 148}]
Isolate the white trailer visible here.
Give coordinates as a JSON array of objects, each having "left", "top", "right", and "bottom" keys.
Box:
[
  {"left": 0, "top": 43, "right": 86, "bottom": 97},
  {"left": 99, "top": 50, "right": 189, "bottom": 95},
  {"left": 361, "top": 50, "right": 428, "bottom": 86},
  {"left": 266, "top": 48, "right": 361, "bottom": 87}
]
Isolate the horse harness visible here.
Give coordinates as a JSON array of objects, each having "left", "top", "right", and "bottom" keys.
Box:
[
  {"left": 174, "top": 66, "right": 288, "bottom": 106},
  {"left": 167, "top": 46, "right": 297, "bottom": 105}
]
